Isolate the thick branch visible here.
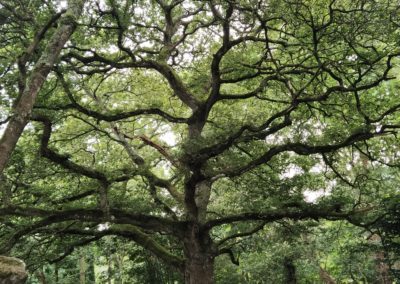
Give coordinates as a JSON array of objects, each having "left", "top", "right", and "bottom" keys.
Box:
[
  {"left": 223, "top": 130, "right": 377, "bottom": 178},
  {"left": 203, "top": 205, "right": 355, "bottom": 229},
  {"left": 0, "top": 0, "right": 85, "bottom": 175},
  {"left": 217, "top": 248, "right": 239, "bottom": 266},
  {"left": 0, "top": 206, "right": 182, "bottom": 238},
  {"left": 32, "top": 114, "right": 109, "bottom": 183},
  {"left": 64, "top": 52, "right": 200, "bottom": 111},
  {"left": 217, "top": 222, "right": 266, "bottom": 247},
  {"left": 56, "top": 73, "right": 188, "bottom": 124},
  {"left": 46, "top": 225, "right": 185, "bottom": 271}
]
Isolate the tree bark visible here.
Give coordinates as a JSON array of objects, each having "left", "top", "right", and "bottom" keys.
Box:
[
  {"left": 183, "top": 224, "right": 215, "bottom": 284},
  {"left": 0, "top": 0, "right": 85, "bottom": 175},
  {"left": 319, "top": 267, "right": 336, "bottom": 284},
  {"left": 87, "top": 254, "right": 96, "bottom": 284},
  {"left": 370, "top": 234, "right": 393, "bottom": 284},
  {"left": 54, "top": 263, "right": 59, "bottom": 284},
  {"left": 79, "top": 255, "right": 86, "bottom": 284},
  {"left": 36, "top": 268, "right": 47, "bottom": 284},
  {"left": 284, "top": 257, "right": 297, "bottom": 284},
  {"left": 116, "top": 253, "right": 124, "bottom": 284},
  {"left": 184, "top": 251, "right": 214, "bottom": 284}
]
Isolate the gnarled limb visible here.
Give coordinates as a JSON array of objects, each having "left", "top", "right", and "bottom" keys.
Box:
[{"left": 0, "top": 0, "right": 85, "bottom": 175}]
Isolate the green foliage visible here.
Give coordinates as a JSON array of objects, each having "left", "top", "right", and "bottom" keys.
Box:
[{"left": 1, "top": 0, "right": 400, "bottom": 282}]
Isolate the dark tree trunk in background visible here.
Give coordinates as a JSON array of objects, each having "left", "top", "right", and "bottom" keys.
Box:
[
  {"left": 54, "top": 263, "right": 59, "bottom": 284},
  {"left": 284, "top": 257, "right": 297, "bottom": 284}
]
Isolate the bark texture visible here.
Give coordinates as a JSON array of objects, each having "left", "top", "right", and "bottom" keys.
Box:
[
  {"left": 183, "top": 224, "right": 216, "bottom": 284},
  {"left": 184, "top": 248, "right": 214, "bottom": 284},
  {"left": 0, "top": 0, "right": 85, "bottom": 175}
]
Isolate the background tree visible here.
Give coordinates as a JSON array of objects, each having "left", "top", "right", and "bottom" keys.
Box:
[
  {"left": 0, "top": 0, "right": 400, "bottom": 283},
  {"left": 0, "top": 0, "right": 85, "bottom": 174}
]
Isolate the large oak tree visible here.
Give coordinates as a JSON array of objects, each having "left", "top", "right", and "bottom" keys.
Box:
[{"left": 1, "top": 0, "right": 400, "bottom": 282}]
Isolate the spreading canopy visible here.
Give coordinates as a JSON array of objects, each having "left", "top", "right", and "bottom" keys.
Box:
[{"left": 0, "top": 0, "right": 399, "bottom": 281}]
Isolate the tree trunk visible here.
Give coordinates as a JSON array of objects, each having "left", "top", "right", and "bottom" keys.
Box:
[
  {"left": 284, "top": 257, "right": 297, "bottom": 284},
  {"left": 375, "top": 251, "right": 393, "bottom": 284},
  {"left": 54, "top": 263, "right": 59, "bottom": 284},
  {"left": 183, "top": 224, "right": 215, "bottom": 284},
  {"left": 319, "top": 267, "right": 336, "bottom": 284},
  {"left": 116, "top": 253, "right": 124, "bottom": 284},
  {"left": 370, "top": 234, "right": 393, "bottom": 284},
  {"left": 86, "top": 252, "right": 96, "bottom": 284},
  {"left": 107, "top": 254, "right": 112, "bottom": 284},
  {"left": 79, "top": 256, "right": 86, "bottom": 284},
  {"left": 184, "top": 252, "right": 214, "bottom": 284},
  {"left": 36, "top": 268, "right": 47, "bottom": 284},
  {"left": 0, "top": 0, "right": 85, "bottom": 175}
]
